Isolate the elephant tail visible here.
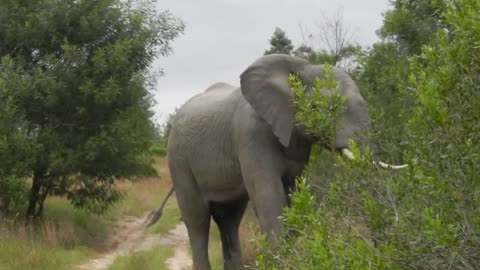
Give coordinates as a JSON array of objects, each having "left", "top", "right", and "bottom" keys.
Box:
[{"left": 144, "top": 186, "right": 175, "bottom": 227}]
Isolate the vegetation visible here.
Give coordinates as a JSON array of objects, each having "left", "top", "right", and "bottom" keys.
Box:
[
  {"left": 0, "top": 156, "right": 176, "bottom": 270},
  {"left": 108, "top": 246, "right": 173, "bottom": 270},
  {"left": 0, "top": 197, "right": 104, "bottom": 270},
  {"left": 264, "top": 28, "right": 295, "bottom": 55},
  {"left": 1, "top": 0, "right": 479, "bottom": 269},
  {"left": 265, "top": 9, "right": 361, "bottom": 71},
  {"left": 150, "top": 109, "right": 177, "bottom": 156},
  {"left": 256, "top": 0, "right": 480, "bottom": 269},
  {"left": 0, "top": 0, "right": 184, "bottom": 220},
  {"left": 290, "top": 64, "right": 346, "bottom": 147}
]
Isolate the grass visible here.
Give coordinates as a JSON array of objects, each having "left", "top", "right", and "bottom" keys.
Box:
[
  {"left": 108, "top": 246, "right": 173, "bottom": 270},
  {"left": 209, "top": 224, "right": 223, "bottom": 270},
  {"left": 0, "top": 236, "right": 90, "bottom": 270},
  {"left": 140, "top": 156, "right": 182, "bottom": 235},
  {"left": 147, "top": 197, "right": 181, "bottom": 235},
  {"left": 0, "top": 197, "right": 98, "bottom": 270},
  {"left": 44, "top": 197, "right": 111, "bottom": 247},
  {"left": 111, "top": 156, "right": 173, "bottom": 218}
]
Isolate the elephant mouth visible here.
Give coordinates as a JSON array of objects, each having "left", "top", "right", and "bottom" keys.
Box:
[{"left": 340, "top": 148, "right": 408, "bottom": 170}]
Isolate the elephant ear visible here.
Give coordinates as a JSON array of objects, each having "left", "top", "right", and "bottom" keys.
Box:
[{"left": 240, "top": 55, "right": 309, "bottom": 147}]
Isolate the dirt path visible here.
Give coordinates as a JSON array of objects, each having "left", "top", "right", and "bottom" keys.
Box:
[{"left": 76, "top": 214, "right": 192, "bottom": 270}]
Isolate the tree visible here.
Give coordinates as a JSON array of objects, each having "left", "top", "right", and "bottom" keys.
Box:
[
  {"left": 0, "top": 0, "right": 185, "bottom": 221},
  {"left": 294, "top": 7, "right": 361, "bottom": 71},
  {"left": 379, "top": 0, "right": 448, "bottom": 54},
  {"left": 292, "top": 44, "right": 334, "bottom": 65},
  {"left": 357, "top": 0, "right": 448, "bottom": 159},
  {"left": 264, "top": 27, "right": 294, "bottom": 55},
  {"left": 0, "top": 76, "right": 33, "bottom": 214}
]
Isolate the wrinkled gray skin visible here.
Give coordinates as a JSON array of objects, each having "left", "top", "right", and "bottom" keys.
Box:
[{"left": 167, "top": 54, "right": 368, "bottom": 270}]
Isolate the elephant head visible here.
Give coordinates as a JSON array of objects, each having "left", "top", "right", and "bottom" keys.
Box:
[{"left": 240, "top": 54, "right": 406, "bottom": 168}]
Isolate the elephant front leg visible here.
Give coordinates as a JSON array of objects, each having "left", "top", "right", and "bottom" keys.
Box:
[
  {"left": 249, "top": 176, "right": 287, "bottom": 242},
  {"left": 240, "top": 160, "right": 287, "bottom": 242}
]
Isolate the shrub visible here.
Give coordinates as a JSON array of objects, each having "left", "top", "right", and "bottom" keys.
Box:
[{"left": 255, "top": 2, "right": 480, "bottom": 268}]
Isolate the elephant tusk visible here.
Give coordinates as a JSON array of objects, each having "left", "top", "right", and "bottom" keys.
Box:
[
  {"left": 341, "top": 148, "right": 408, "bottom": 169},
  {"left": 341, "top": 148, "right": 355, "bottom": 160},
  {"left": 375, "top": 161, "right": 408, "bottom": 169}
]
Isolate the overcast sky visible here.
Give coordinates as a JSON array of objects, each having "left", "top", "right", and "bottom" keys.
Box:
[{"left": 152, "top": 0, "right": 393, "bottom": 122}]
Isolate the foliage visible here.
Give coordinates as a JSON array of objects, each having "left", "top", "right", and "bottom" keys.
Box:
[
  {"left": 292, "top": 44, "right": 333, "bottom": 64},
  {"left": 0, "top": 0, "right": 184, "bottom": 219},
  {"left": 379, "top": 0, "right": 449, "bottom": 55},
  {"left": 356, "top": 42, "right": 411, "bottom": 161},
  {"left": 290, "top": 64, "right": 346, "bottom": 148},
  {"left": 255, "top": 176, "right": 394, "bottom": 270},
  {"left": 264, "top": 28, "right": 294, "bottom": 55},
  {"left": 149, "top": 143, "right": 167, "bottom": 156},
  {"left": 150, "top": 108, "right": 177, "bottom": 156},
  {"left": 256, "top": 1, "right": 480, "bottom": 269},
  {"left": 0, "top": 61, "right": 34, "bottom": 214}
]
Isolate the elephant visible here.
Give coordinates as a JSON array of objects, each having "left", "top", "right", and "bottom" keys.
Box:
[{"left": 145, "top": 54, "right": 406, "bottom": 270}]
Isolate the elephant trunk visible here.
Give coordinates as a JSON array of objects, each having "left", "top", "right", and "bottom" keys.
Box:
[{"left": 341, "top": 148, "right": 408, "bottom": 170}]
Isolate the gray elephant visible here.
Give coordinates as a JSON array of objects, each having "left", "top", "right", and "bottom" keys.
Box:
[{"left": 146, "top": 54, "right": 405, "bottom": 270}]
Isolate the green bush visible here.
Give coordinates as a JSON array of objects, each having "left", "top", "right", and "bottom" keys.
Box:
[
  {"left": 255, "top": 2, "right": 480, "bottom": 268},
  {"left": 0, "top": 175, "right": 28, "bottom": 215},
  {"left": 149, "top": 144, "right": 167, "bottom": 156}
]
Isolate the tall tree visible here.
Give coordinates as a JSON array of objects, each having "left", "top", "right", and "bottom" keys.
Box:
[
  {"left": 264, "top": 27, "right": 294, "bottom": 55},
  {"left": 357, "top": 0, "right": 448, "bottom": 157},
  {"left": 379, "top": 0, "right": 448, "bottom": 54},
  {"left": 0, "top": 0, "right": 185, "bottom": 221},
  {"left": 294, "top": 7, "right": 361, "bottom": 71}
]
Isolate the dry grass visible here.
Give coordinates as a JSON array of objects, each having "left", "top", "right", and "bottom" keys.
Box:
[
  {"left": 0, "top": 200, "right": 95, "bottom": 270},
  {"left": 112, "top": 157, "right": 173, "bottom": 217}
]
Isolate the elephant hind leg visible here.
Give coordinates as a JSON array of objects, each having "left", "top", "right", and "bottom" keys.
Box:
[
  {"left": 169, "top": 164, "right": 211, "bottom": 270},
  {"left": 210, "top": 198, "right": 248, "bottom": 270}
]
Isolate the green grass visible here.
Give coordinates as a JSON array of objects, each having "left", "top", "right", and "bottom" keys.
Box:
[
  {"left": 147, "top": 197, "right": 181, "bottom": 235},
  {"left": 108, "top": 246, "right": 173, "bottom": 270},
  {"left": 0, "top": 197, "right": 105, "bottom": 270},
  {"left": 0, "top": 237, "right": 90, "bottom": 270},
  {"left": 209, "top": 224, "right": 224, "bottom": 270},
  {"left": 44, "top": 197, "right": 111, "bottom": 244}
]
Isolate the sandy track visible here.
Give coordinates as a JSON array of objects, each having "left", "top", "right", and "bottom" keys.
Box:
[{"left": 76, "top": 214, "right": 192, "bottom": 270}]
